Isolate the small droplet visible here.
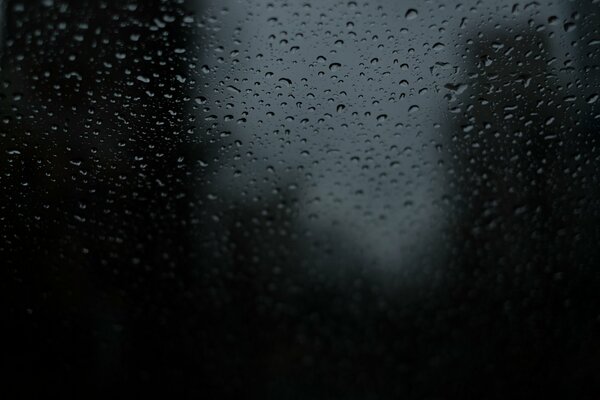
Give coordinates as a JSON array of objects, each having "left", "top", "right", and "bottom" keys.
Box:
[
  {"left": 564, "top": 22, "right": 576, "bottom": 32},
  {"left": 432, "top": 42, "right": 445, "bottom": 51},
  {"left": 405, "top": 9, "right": 418, "bottom": 20}
]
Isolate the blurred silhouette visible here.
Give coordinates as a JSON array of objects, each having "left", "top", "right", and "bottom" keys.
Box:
[
  {"left": 442, "top": 26, "right": 600, "bottom": 397},
  {"left": 1, "top": 0, "right": 197, "bottom": 394}
]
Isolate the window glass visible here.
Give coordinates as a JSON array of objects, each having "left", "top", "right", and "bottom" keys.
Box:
[{"left": 2, "top": 0, "right": 599, "bottom": 397}]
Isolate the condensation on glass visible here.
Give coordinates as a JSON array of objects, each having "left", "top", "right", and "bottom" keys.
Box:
[{"left": 2, "top": 0, "right": 599, "bottom": 398}]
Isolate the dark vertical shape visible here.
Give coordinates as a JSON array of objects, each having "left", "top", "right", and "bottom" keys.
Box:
[
  {"left": 0, "top": 0, "right": 198, "bottom": 395},
  {"left": 443, "top": 27, "right": 600, "bottom": 396}
]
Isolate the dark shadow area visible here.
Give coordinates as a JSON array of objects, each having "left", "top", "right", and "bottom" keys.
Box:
[
  {"left": 441, "top": 25, "right": 600, "bottom": 398},
  {"left": 0, "top": 0, "right": 199, "bottom": 394}
]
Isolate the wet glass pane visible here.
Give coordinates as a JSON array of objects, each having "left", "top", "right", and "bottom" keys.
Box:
[{"left": 2, "top": 0, "right": 600, "bottom": 397}]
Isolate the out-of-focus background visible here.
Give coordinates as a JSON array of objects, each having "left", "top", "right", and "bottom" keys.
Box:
[{"left": 1, "top": 0, "right": 599, "bottom": 398}]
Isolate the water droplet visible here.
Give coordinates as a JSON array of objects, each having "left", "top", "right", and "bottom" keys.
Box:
[
  {"left": 564, "top": 22, "right": 576, "bottom": 32},
  {"left": 432, "top": 42, "right": 445, "bottom": 51},
  {"left": 405, "top": 9, "right": 418, "bottom": 20}
]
